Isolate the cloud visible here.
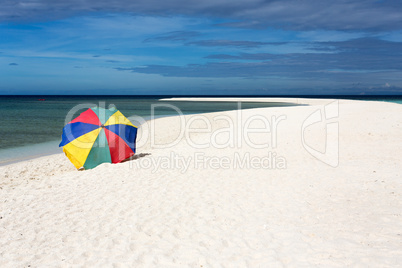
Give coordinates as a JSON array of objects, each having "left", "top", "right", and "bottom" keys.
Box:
[
  {"left": 204, "top": 38, "right": 402, "bottom": 70},
  {"left": 144, "top": 31, "right": 288, "bottom": 48},
  {"left": 116, "top": 63, "right": 271, "bottom": 78},
  {"left": 205, "top": 53, "right": 277, "bottom": 60},
  {"left": 1, "top": 0, "right": 402, "bottom": 31},
  {"left": 187, "top": 40, "right": 287, "bottom": 48},
  {"left": 113, "top": 61, "right": 339, "bottom": 78},
  {"left": 115, "top": 38, "right": 402, "bottom": 82},
  {"left": 204, "top": 54, "right": 240, "bottom": 60},
  {"left": 311, "top": 38, "right": 402, "bottom": 54},
  {"left": 215, "top": 0, "right": 402, "bottom": 31},
  {"left": 144, "top": 31, "right": 201, "bottom": 43}
]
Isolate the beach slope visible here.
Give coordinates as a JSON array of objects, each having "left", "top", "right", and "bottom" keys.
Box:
[{"left": 1, "top": 98, "right": 401, "bottom": 267}]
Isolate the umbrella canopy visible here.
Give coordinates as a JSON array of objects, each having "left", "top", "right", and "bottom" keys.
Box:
[{"left": 59, "top": 106, "right": 138, "bottom": 169}]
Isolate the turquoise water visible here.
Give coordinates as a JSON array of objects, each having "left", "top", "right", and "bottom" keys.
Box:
[
  {"left": 384, "top": 99, "right": 402, "bottom": 104},
  {"left": 356, "top": 97, "right": 402, "bottom": 105},
  {"left": 0, "top": 96, "right": 299, "bottom": 165}
]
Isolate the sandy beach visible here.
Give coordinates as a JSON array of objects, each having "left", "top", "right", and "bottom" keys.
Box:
[{"left": 1, "top": 98, "right": 401, "bottom": 267}]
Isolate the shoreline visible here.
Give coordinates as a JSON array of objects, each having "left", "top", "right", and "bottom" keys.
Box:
[
  {"left": 0, "top": 114, "right": 176, "bottom": 167},
  {"left": 0, "top": 140, "right": 62, "bottom": 167},
  {"left": 2, "top": 96, "right": 399, "bottom": 168},
  {"left": 0, "top": 98, "right": 303, "bottom": 167},
  {"left": 1, "top": 97, "right": 400, "bottom": 168}
]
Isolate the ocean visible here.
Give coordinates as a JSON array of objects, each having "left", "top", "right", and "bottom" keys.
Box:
[{"left": 0, "top": 95, "right": 401, "bottom": 165}]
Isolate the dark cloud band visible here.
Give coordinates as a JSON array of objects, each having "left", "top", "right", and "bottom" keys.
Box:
[
  {"left": 2, "top": 0, "right": 402, "bottom": 31},
  {"left": 115, "top": 38, "right": 402, "bottom": 79}
]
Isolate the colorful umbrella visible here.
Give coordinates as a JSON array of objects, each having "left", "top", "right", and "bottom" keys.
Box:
[{"left": 59, "top": 106, "right": 138, "bottom": 169}]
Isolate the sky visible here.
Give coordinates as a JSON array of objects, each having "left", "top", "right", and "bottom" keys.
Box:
[{"left": 1, "top": 0, "right": 402, "bottom": 95}]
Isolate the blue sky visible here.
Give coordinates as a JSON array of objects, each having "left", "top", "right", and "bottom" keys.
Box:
[{"left": 1, "top": 0, "right": 402, "bottom": 95}]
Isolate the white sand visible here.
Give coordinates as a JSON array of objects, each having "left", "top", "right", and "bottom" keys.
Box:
[{"left": 1, "top": 98, "right": 401, "bottom": 267}]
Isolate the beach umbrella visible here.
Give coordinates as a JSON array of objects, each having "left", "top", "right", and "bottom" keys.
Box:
[{"left": 59, "top": 106, "right": 138, "bottom": 169}]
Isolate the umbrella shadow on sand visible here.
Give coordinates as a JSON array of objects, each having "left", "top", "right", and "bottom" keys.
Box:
[
  {"left": 78, "top": 153, "right": 150, "bottom": 170},
  {"left": 121, "top": 153, "right": 151, "bottom": 163}
]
